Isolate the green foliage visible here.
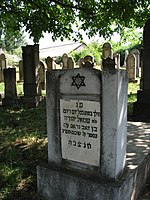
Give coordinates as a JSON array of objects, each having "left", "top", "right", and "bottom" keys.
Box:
[
  {"left": 0, "top": 0, "right": 149, "bottom": 43},
  {"left": 128, "top": 82, "right": 140, "bottom": 119},
  {"left": 0, "top": 30, "right": 27, "bottom": 53},
  {"left": 70, "top": 41, "right": 103, "bottom": 64},
  {"left": 55, "top": 56, "right": 62, "bottom": 64}
]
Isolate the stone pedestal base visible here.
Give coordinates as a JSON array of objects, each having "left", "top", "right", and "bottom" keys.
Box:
[
  {"left": 2, "top": 98, "right": 19, "bottom": 107},
  {"left": 37, "top": 152, "right": 150, "bottom": 200},
  {"left": 133, "top": 90, "right": 150, "bottom": 121},
  {"left": 20, "top": 96, "right": 43, "bottom": 107}
]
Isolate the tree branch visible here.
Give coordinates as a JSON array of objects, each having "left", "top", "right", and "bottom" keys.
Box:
[{"left": 49, "top": 0, "right": 94, "bottom": 15}]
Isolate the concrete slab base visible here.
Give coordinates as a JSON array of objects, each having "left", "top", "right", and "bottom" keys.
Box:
[{"left": 37, "top": 122, "right": 150, "bottom": 200}]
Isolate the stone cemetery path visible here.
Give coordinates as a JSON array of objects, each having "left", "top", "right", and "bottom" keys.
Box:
[{"left": 127, "top": 121, "right": 150, "bottom": 200}]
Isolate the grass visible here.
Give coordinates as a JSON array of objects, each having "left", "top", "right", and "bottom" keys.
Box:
[
  {"left": 128, "top": 81, "right": 140, "bottom": 119},
  {"left": 0, "top": 103, "right": 47, "bottom": 200},
  {"left": 0, "top": 81, "right": 139, "bottom": 199}
]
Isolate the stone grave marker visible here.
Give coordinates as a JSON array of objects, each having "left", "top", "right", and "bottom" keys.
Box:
[
  {"left": 82, "top": 55, "right": 94, "bottom": 68},
  {"left": 102, "top": 42, "right": 113, "bottom": 59},
  {"left": 126, "top": 53, "right": 136, "bottom": 81},
  {"left": 18, "top": 60, "right": 23, "bottom": 81},
  {"left": 133, "top": 18, "right": 150, "bottom": 120},
  {"left": 21, "top": 44, "right": 42, "bottom": 107},
  {"left": 102, "top": 57, "right": 115, "bottom": 70},
  {"left": 113, "top": 53, "right": 120, "bottom": 69},
  {"left": 39, "top": 61, "right": 46, "bottom": 90},
  {"left": 131, "top": 49, "right": 140, "bottom": 77},
  {"left": 37, "top": 64, "right": 128, "bottom": 199},
  {"left": 124, "top": 50, "right": 129, "bottom": 67},
  {"left": 67, "top": 57, "right": 74, "bottom": 69},
  {"left": 45, "top": 56, "right": 56, "bottom": 71},
  {"left": 0, "top": 53, "right": 6, "bottom": 82},
  {"left": 140, "top": 48, "right": 143, "bottom": 89},
  {"left": 62, "top": 53, "right": 68, "bottom": 68},
  {"left": 78, "top": 57, "right": 84, "bottom": 68},
  {"left": 2, "top": 68, "right": 18, "bottom": 106}
]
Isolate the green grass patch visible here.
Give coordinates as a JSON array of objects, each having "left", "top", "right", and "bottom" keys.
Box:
[
  {"left": 0, "top": 103, "right": 47, "bottom": 200},
  {"left": 128, "top": 81, "right": 140, "bottom": 119}
]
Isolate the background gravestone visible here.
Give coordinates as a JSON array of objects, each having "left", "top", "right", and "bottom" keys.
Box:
[
  {"left": 102, "top": 57, "right": 115, "bottom": 70},
  {"left": 39, "top": 61, "right": 46, "bottom": 90},
  {"left": 18, "top": 60, "right": 23, "bottom": 81},
  {"left": 140, "top": 49, "right": 143, "bottom": 89},
  {"left": 102, "top": 42, "right": 113, "bottom": 59},
  {"left": 113, "top": 53, "right": 120, "bottom": 69},
  {"left": 67, "top": 57, "right": 74, "bottom": 69},
  {"left": 126, "top": 53, "right": 136, "bottom": 81},
  {"left": 78, "top": 58, "right": 84, "bottom": 68},
  {"left": 124, "top": 50, "right": 129, "bottom": 67},
  {"left": 2, "top": 68, "right": 18, "bottom": 106},
  {"left": 131, "top": 49, "right": 140, "bottom": 77},
  {"left": 21, "top": 44, "right": 42, "bottom": 107},
  {"left": 62, "top": 53, "right": 68, "bottom": 68},
  {"left": 133, "top": 18, "right": 150, "bottom": 120},
  {"left": 0, "top": 53, "right": 6, "bottom": 82},
  {"left": 45, "top": 56, "right": 54, "bottom": 71}
]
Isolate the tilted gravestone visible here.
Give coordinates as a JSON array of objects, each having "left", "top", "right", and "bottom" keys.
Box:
[
  {"left": 126, "top": 53, "right": 136, "bottom": 81},
  {"left": 37, "top": 64, "right": 128, "bottom": 199},
  {"left": 2, "top": 68, "right": 18, "bottom": 106},
  {"left": 133, "top": 18, "right": 150, "bottom": 120}
]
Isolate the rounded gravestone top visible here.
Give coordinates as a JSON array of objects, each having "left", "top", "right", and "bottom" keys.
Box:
[
  {"left": 84, "top": 55, "right": 94, "bottom": 63},
  {"left": 0, "top": 53, "right": 6, "bottom": 59},
  {"left": 102, "top": 42, "right": 112, "bottom": 49},
  {"left": 131, "top": 49, "right": 140, "bottom": 55}
]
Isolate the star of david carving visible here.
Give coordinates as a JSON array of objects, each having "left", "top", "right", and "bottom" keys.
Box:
[{"left": 71, "top": 73, "right": 86, "bottom": 89}]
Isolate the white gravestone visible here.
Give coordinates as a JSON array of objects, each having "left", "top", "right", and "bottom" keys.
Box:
[{"left": 60, "top": 99, "right": 100, "bottom": 166}]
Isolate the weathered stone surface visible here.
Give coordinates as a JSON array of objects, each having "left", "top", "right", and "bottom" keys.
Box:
[
  {"left": 21, "top": 44, "right": 42, "bottom": 107},
  {"left": 133, "top": 18, "right": 150, "bottom": 120},
  {"left": 2, "top": 68, "right": 18, "bottom": 106},
  {"left": 101, "top": 70, "right": 128, "bottom": 178},
  {"left": 126, "top": 53, "right": 136, "bottom": 81}
]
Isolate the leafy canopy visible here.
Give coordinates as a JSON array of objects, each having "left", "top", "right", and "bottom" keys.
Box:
[{"left": 0, "top": 0, "right": 150, "bottom": 43}]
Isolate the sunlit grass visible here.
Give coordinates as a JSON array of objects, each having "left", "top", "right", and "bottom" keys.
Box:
[
  {"left": 128, "top": 81, "right": 140, "bottom": 118},
  {"left": 0, "top": 104, "right": 47, "bottom": 199}
]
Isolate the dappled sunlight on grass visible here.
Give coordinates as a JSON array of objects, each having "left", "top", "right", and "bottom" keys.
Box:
[{"left": 0, "top": 103, "right": 47, "bottom": 200}]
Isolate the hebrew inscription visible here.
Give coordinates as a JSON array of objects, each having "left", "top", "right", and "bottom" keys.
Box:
[{"left": 60, "top": 99, "right": 101, "bottom": 166}]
